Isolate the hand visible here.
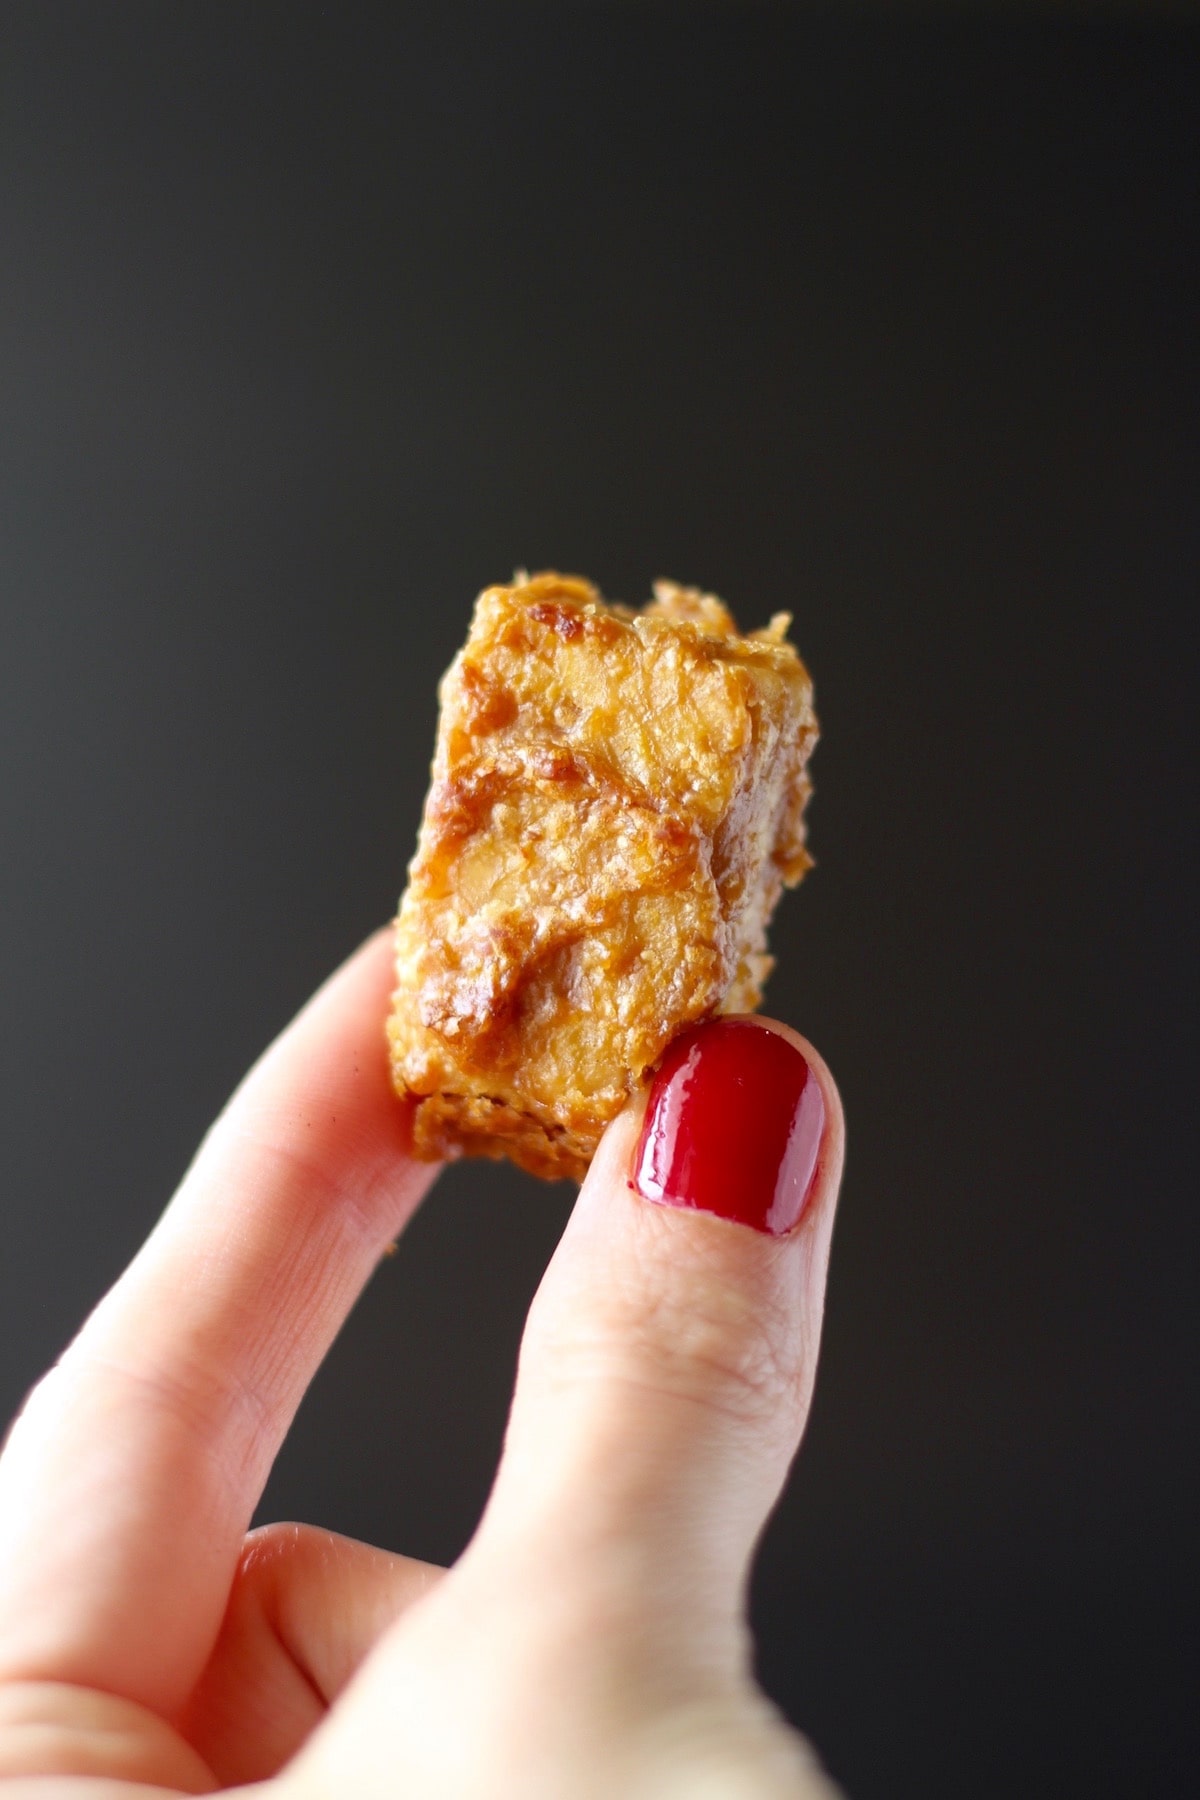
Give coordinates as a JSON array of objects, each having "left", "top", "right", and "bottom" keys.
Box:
[{"left": 0, "top": 930, "right": 845, "bottom": 1798}]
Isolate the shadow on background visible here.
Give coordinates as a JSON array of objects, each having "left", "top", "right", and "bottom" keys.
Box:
[{"left": 1, "top": 6, "right": 1195, "bottom": 1795}]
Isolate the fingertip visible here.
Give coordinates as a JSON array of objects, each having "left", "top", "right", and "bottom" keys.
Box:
[{"left": 222, "top": 921, "right": 426, "bottom": 1194}]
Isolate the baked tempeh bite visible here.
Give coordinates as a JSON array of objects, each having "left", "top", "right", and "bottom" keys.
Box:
[{"left": 388, "top": 572, "right": 818, "bottom": 1181}]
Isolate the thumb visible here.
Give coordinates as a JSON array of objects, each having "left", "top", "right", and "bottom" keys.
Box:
[{"left": 476, "top": 1015, "right": 845, "bottom": 1640}]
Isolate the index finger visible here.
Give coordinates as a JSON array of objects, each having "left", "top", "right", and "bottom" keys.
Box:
[{"left": 0, "top": 929, "right": 436, "bottom": 1720}]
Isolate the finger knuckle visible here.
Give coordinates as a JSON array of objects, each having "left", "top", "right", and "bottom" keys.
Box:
[
  {"left": 530, "top": 1266, "right": 802, "bottom": 1433},
  {"left": 627, "top": 1281, "right": 801, "bottom": 1427}
]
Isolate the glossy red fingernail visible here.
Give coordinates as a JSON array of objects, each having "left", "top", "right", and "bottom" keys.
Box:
[{"left": 632, "top": 1017, "right": 825, "bottom": 1236}]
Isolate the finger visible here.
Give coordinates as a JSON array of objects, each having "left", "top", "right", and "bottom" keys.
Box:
[
  {"left": 475, "top": 1015, "right": 844, "bottom": 1661},
  {"left": 180, "top": 1522, "right": 443, "bottom": 1787},
  {"left": 0, "top": 929, "right": 436, "bottom": 1717}
]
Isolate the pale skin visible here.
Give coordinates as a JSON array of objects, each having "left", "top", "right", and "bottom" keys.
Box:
[{"left": 0, "top": 930, "right": 846, "bottom": 1798}]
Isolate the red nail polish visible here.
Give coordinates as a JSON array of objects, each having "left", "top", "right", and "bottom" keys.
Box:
[{"left": 632, "top": 1017, "right": 825, "bottom": 1236}]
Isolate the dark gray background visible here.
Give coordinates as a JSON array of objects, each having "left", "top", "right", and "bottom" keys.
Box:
[{"left": 1, "top": 5, "right": 1196, "bottom": 1796}]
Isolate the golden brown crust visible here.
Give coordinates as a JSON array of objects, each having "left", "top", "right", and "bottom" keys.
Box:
[{"left": 388, "top": 572, "right": 818, "bottom": 1181}]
